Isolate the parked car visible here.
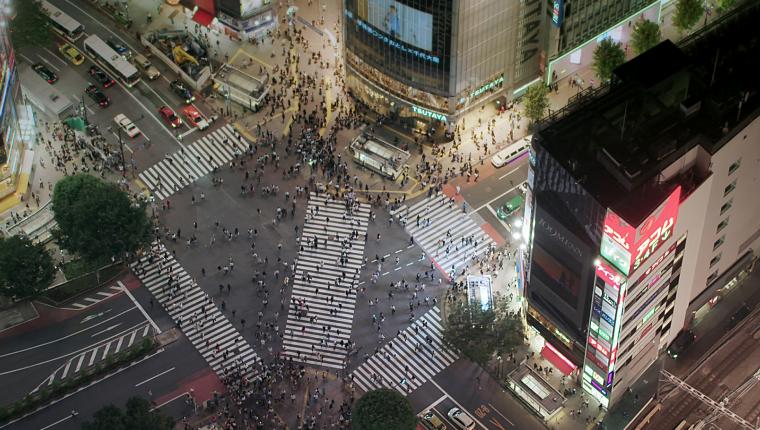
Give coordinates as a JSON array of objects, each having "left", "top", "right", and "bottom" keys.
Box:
[
  {"left": 88, "top": 65, "right": 115, "bottom": 88},
  {"left": 132, "top": 53, "right": 160, "bottom": 80},
  {"left": 113, "top": 113, "right": 141, "bottom": 138},
  {"left": 59, "top": 43, "right": 84, "bottom": 65},
  {"left": 32, "top": 63, "right": 58, "bottom": 84},
  {"left": 170, "top": 80, "right": 195, "bottom": 104},
  {"left": 491, "top": 135, "right": 532, "bottom": 168},
  {"left": 667, "top": 330, "right": 696, "bottom": 359},
  {"left": 158, "top": 105, "right": 182, "bottom": 128},
  {"left": 496, "top": 195, "right": 524, "bottom": 220},
  {"left": 85, "top": 84, "right": 110, "bottom": 108},
  {"left": 421, "top": 411, "right": 447, "bottom": 430},
  {"left": 106, "top": 37, "right": 130, "bottom": 58},
  {"left": 447, "top": 408, "right": 475, "bottom": 430},
  {"left": 182, "top": 105, "right": 209, "bottom": 130}
]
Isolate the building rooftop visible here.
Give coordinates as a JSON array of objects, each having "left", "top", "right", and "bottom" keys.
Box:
[{"left": 535, "top": 2, "right": 760, "bottom": 226}]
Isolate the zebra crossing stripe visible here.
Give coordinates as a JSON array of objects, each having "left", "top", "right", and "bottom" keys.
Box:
[
  {"left": 350, "top": 306, "right": 458, "bottom": 396},
  {"left": 281, "top": 193, "right": 370, "bottom": 369},
  {"left": 131, "top": 242, "right": 260, "bottom": 381},
  {"left": 138, "top": 124, "right": 250, "bottom": 201},
  {"left": 402, "top": 194, "right": 495, "bottom": 277}
]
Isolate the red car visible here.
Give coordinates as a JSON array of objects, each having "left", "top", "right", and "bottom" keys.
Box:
[
  {"left": 182, "top": 105, "right": 209, "bottom": 130},
  {"left": 88, "top": 65, "right": 115, "bottom": 88},
  {"left": 158, "top": 105, "right": 182, "bottom": 128}
]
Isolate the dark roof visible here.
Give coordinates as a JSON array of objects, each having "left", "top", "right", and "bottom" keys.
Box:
[{"left": 534, "top": 3, "right": 760, "bottom": 226}]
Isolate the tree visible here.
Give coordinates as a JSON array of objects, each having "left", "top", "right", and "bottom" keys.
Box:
[
  {"left": 443, "top": 295, "right": 524, "bottom": 368},
  {"left": 673, "top": 0, "right": 704, "bottom": 32},
  {"left": 630, "top": 20, "right": 662, "bottom": 56},
  {"left": 0, "top": 236, "right": 54, "bottom": 299},
  {"left": 82, "top": 397, "right": 174, "bottom": 430},
  {"left": 52, "top": 174, "right": 152, "bottom": 263},
  {"left": 9, "top": 0, "right": 51, "bottom": 50},
  {"left": 353, "top": 389, "right": 416, "bottom": 430},
  {"left": 716, "top": 0, "right": 736, "bottom": 12},
  {"left": 593, "top": 38, "right": 626, "bottom": 82},
  {"left": 522, "top": 83, "right": 549, "bottom": 125}
]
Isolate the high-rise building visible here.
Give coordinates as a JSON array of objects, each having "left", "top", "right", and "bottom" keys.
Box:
[
  {"left": 342, "top": 0, "right": 544, "bottom": 132},
  {"left": 524, "top": 3, "right": 760, "bottom": 409},
  {"left": 190, "top": 0, "right": 276, "bottom": 39},
  {"left": 0, "top": 11, "right": 31, "bottom": 206},
  {"left": 544, "top": 0, "right": 661, "bottom": 85}
]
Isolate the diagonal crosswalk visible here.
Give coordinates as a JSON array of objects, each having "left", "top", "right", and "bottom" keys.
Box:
[
  {"left": 392, "top": 194, "right": 495, "bottom": 280},
  {"left": 139, "top": 124, "right": 250, "bottom": 200},
  {"left": 131, "top": 242, "right": 260, "bottom": 381},
  {"left": 350, "top": 306, "right": 458, "bottom": 395},
  {"left": 281, "top": 193, "right": 370, "bottom": 369}
]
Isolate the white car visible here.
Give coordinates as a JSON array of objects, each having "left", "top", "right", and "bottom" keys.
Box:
[
  {"left": 491, "top": 135, "right": 532, "bottom": 168},
  {"left": 447, "top": 407, "right": 475, "bottom": 430},
  {"left": 114, "top": 114, "right": 141, "bottom": 138}
]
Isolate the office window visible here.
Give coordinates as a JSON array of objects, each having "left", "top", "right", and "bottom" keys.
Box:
[
  {"left": 713, "top": 235, "right": 725, "bottom": 251},
  {"left": 720, "top": 199, "right": 733, "bottom": 216},
  {"left": 729, "top": 159, "right": 741, "bottom": 175},
  {"left": 724, "top": 180, "right": 737, "bottom": 197},
  {"left": 710, "top": 253, "right": 722, "bottom": 268},
  {"left": 717, "top": 218, "right": 729, "bottom": 233}
]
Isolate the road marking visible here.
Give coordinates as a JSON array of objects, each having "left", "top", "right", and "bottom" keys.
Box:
[
  {"left": 486, "top": 205, "right": 512, "bottom": 233},
  {"left": 74, "top": 353, "right": 86, "bottom": 373},
  {"left": 430, "top": 379, "right": 490, "bottom": 430},
  {"left": 42, "top": 47, "right": 67, "bottom": 66},
  {"left": 383, "top": 253, "right": 391, "bottom": 258},
  {"left": 151, "top": 391, "right": 187, "bottom": 411},
  {"left": 61, "top": 0, "right": 140, "bottom": 53},
  {"left": 38, "top": 415, "right": 72, "bottom": 430},
  {"left": 114, "top": 334, "right": 124, "bottom": 352},
  {"left": 80, "top": 308, "right": 112, "bottom": 324},
  {"left": 120, "top": 281, "right": 161, "bottom": 334},
  {"left": 394, "top": 249, "right": 403, "bottom": 254},
  {"left": 88, "top": 347, "right": 98, "bottom": 366},
  {"left": 406, "top": 262, "right": 414, "bottom": 266},
  {"left": 488, "top": 402, "right": 514, "bottom": 426},
  {"left": 60, "top": 359, "right": 72, "bottom": 378},
  {"left": 134, "top": 367, "right": 176, "bottom": 387},
  {"left": 90, "top": 323, "right": 121, "bottom": 338},
  {"left": 109, "top": 131, "right": 134, "bottom": 153},
  {"left": 394, "top": 267, "right": 401, "bottom": 271},
  {"left": 497, "top": 163, "right": 525, "bottom": 181},
  {"left": 474, "top": 182, "right": 522, "bottom": 213},
  {"left": 101, "top": 341, "right": 111, "bottom": 359},
  {"left": 0, "top": 306, "right": 136, "bottom": 358},
  {"left": 382, "top": 271, "right": 389, "bottom": 276},
  {"left": 420, "top": 394, "right": 449, "bottom": 413}
]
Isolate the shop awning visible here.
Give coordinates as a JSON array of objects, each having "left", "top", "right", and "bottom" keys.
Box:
[
  {"left": 541, "top": 343, "right": 577, "bottom": 376},
  {"left": 192, "top": 9, "right": 215, "bottom": 27}
]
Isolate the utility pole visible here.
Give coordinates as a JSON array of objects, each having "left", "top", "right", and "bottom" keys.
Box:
[{"left": 81, "top": 94, "right": 88, "bottom": 125}]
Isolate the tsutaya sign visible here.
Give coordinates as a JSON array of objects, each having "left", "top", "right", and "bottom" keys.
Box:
[
  {"left": 412, "top": 105, "right": 447, "bottom": 122},
  {"left": 600, "top": 186, "right": 681, "bottom": 275},
  {"left": 469, "top": 75, "right": 504, "bottom": 99}
]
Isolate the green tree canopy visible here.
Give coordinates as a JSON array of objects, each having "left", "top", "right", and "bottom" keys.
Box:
[
  {"left": 82, "top": 397, "right": 173, "bottom": 430},
  {"left": 631, "top": 20, "right": 662, "bottom": 56},
  {"left": 9, "top": 0, "right": 51, "bottom": 50},
  {"left": 52, "top": 174, "right": 151, "bottom": 263},
  {"left": 353, "top": 388, "right": 416, "bottom": 430},
  {"left": 716, "top": 0, "right": 736, "bottom": 12},
  {"left": 673, "top": 0, "right": 704, "bottom": 32},
  {"left": 443, "top": 294, "right": 524, "bottom": 367},
  {"left": 593, "top": 38, "right": 626, "bottom": 82},
  {"left": 523, "top": 83, "right": 549, "bottom": 125},
  {"left": 0, "top": 235, "right": 54, "bottom": 300}
]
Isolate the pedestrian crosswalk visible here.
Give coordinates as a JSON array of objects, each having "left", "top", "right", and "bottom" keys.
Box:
[
  {"left": 138, "top": 124, "right": 250, "bottom": 200},
  {"left": 281, "top": 193, "right": 370, "bottom": 369},
  {"left": 131, "top": 242, "right": 260, "bottom": 381},
  {"left": 392, "top": 193, "right": 495, "bottom": 280},
  {"left": 33, "top": 323, "right": 153, "bottom": 393},
  {"left": 350, "top": 306, "right": 458, "bottom": 395}
]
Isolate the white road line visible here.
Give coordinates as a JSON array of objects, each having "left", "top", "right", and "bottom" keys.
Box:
[
  {"left": 114, "top": 335, "right": 124, "bottom": 352},
  {"left": 134, "top": 367, "right": 176, "bottom": 387},
  {"left": 38, "top": 415, "right": 72, "bottom": 430},
  {"left": 42, "top": 47, "right": 67, "bottom": 66},
  {"left": 90, "top": 323, "right": 121, "bottom": 338},
  {"left": 150, "top": 391, "right": 187, "bottom": 410},
  {"left": 101, "top": 341, "right": 111, "bottom": 359},
  {"left": 430, "top": 379, "right": 489, "bottom": 430},
  {"left": 88, "top": 347, "right": 98, "bottom": 366},
  {"left": 60, "top": 0, "right": 141, "bottom": 53},
  {"left": 0, "top": 306, "right": 136, "bottom": 358},
  {"left": 420, "top": 394, "right": 449, "bottom": 413},
  {"left": 73, "top": 353, "right": 85, "bottom": 373},
  {"left": 488, "top": 402, "right": 514, "bottom": 426},
  {"left": 119, "top": 281, "right": 161, "bottom": 334},
  {"left": 497, "top": 163, "right": 525, "bottom": 180},
  {"left": 474, "top": 182, "right": 523, "bottom": 213},
  {"left": 60, "top": 359, "right": 72, "bottom": 379}
]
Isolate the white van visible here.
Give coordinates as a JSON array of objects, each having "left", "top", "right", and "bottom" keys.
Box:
[
  {"left": 447, "top": 407, "right": 475, "bottom": 430},
  {"left": 132, "top": 53, "right": 160, "bottom": 80}
]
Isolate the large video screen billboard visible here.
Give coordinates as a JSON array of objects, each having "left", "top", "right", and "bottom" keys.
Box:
[
  {"left": 360, "top": 0, "right": 433, "bottom": 51},
  {"left": 600, "top": 186, "right": 681, "bottom": 275}
]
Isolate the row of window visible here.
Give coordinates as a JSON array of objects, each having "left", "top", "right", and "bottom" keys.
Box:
[{"left": 710, "top": 159, "right": 741, "bottom": 271}]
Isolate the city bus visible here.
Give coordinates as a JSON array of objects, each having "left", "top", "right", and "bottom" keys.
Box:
[
  {"left": 40, "top": 0, "right": 85, "bottom": 41},
  {"left": 83, "top": 35, "right": 140, "bottom": 88}
]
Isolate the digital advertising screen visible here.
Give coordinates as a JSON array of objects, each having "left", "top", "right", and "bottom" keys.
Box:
[{"left": 359, "top": 0, "right": 433, "bottom": 51}]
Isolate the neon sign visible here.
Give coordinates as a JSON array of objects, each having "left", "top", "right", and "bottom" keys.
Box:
[
  {"left": 595, "top": 260, "right": 624, "bottom": 290},
  {"left": 470, "top": 75, "right": 504, "bottom": 99},
  {"left": 551, "top": 0, "right": 564, "bottom": 27},
  {"left": 412, "top": 105, "right": 447, "bottom": 122},
  {"left": 600, "top": 186, "right": 681, "bottom": 276}
]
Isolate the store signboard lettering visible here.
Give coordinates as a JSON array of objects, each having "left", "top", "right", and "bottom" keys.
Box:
[{"left": 412, "top": 105, "right": 447, "bottom": 122}]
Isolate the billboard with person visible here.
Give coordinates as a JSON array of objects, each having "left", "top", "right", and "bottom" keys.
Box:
[{"left": 358, "top": 0, "right": 434, "bottom": 51}]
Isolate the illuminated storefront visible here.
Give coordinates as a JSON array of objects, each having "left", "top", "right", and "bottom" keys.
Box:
[{"left": 0, "top": 26, "right": 28, "bottom": 201}]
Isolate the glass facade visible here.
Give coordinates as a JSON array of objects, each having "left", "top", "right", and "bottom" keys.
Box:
[
  {"left": 0, "top": 26, "right": 25, "bottom": 199},
  {"left": 343, "top": 0, "right": 525, "bottom": 124}
]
